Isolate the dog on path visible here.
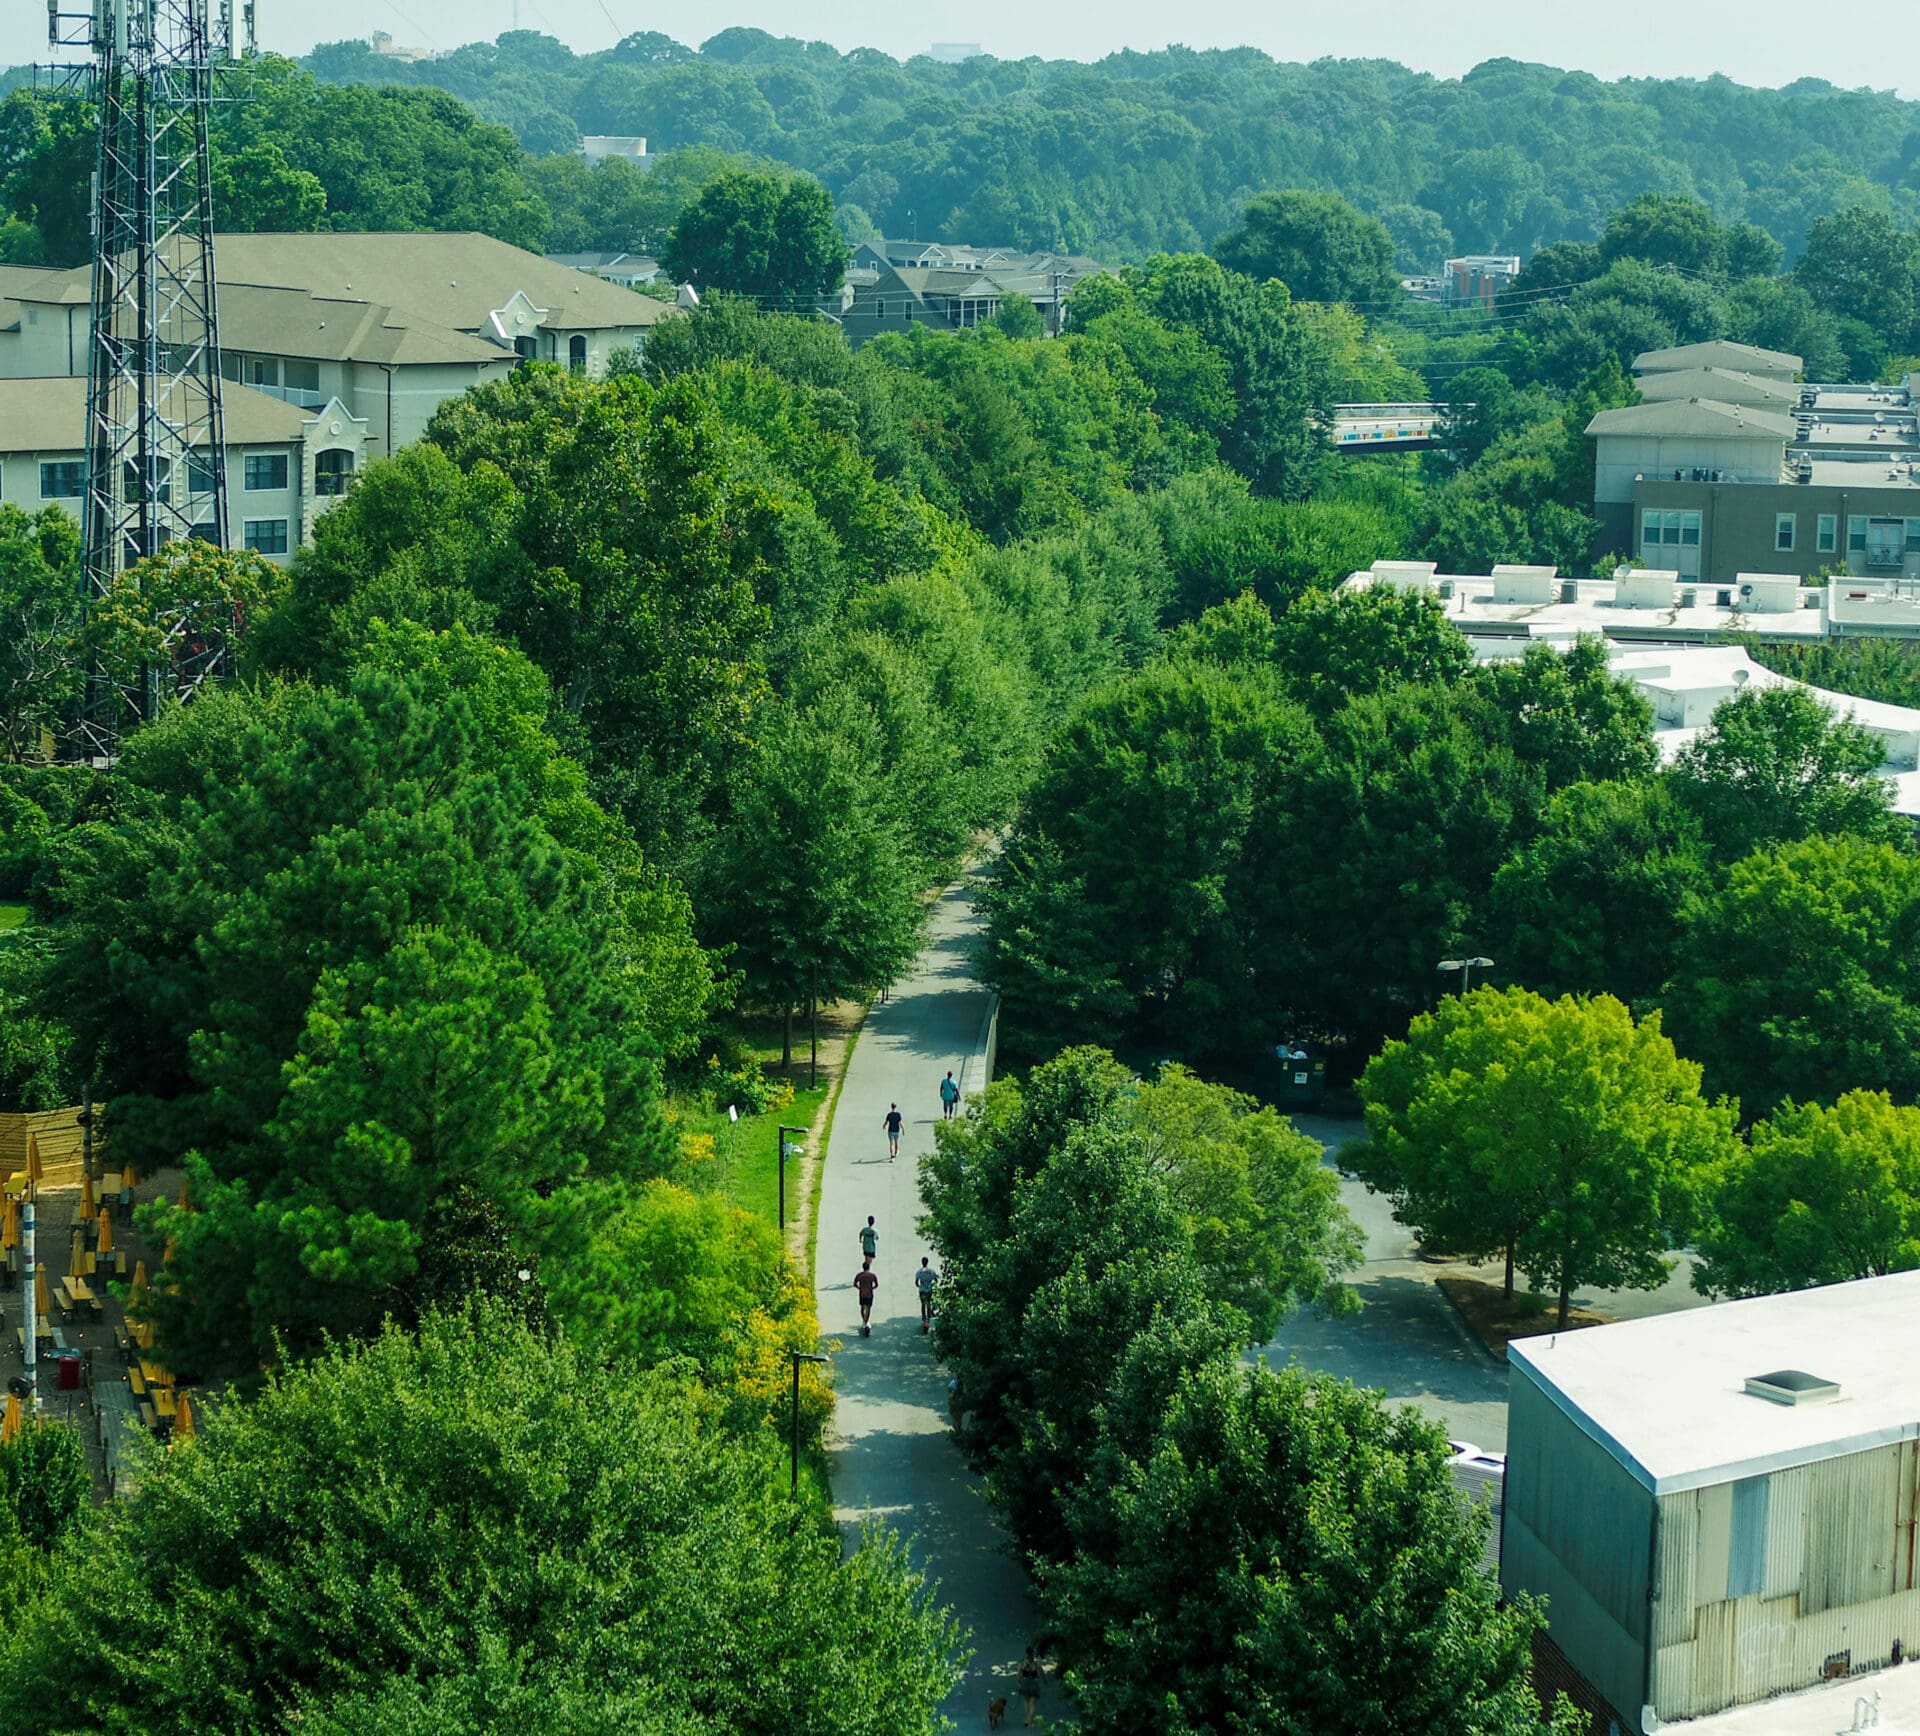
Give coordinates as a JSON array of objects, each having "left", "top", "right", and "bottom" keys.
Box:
[{"left": 987, "top": 1695, "right": 1008, "bottom": 1728}]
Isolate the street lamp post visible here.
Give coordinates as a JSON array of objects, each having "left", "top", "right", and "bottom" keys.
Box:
[
  {"left": 790, "top": 1350, "right": 829, "bottom": 1495},
  {"left": 776, "top": 1125, "right": 807, "bottom": 1231},
  {"left": 1438, "top": 955, "right": 1495, "bottom": 994}
]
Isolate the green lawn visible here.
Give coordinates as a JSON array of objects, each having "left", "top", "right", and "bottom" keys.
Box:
[
  {"left": 681, "top": 1087, "right": 830, "bottom": 1229},
  {"left": 0, "top": 904, "right": 26, "bottom": 932}
]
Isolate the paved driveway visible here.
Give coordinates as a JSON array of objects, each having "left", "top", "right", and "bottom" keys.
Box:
[{"left": 1258, "top": 1115, "right": 1718, "bottom": 1455}]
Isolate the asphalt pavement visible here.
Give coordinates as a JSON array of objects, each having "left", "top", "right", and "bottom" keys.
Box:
[
  {"left": 1259, "top": 1114, "right": 1717, "bottom": 1455},
  {"left": 813, "top": 872, "right": 1045, "bottom": 1729}
]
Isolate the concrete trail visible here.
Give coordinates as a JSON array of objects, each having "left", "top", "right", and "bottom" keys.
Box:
[{"left": 813, "top": 871, "right": 1040, "bottom": 1729}]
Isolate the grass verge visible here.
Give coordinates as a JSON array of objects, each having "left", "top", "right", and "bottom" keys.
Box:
[{"left": 0, "top": 904, "right": 26, "bottom": 932}]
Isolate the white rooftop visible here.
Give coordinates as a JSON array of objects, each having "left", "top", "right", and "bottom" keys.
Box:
[
  {"left": 1509, "top": 1271, "right": 1920, "bottom": 1496},
  {"left": 1345, "top": 566, "right": 1833, "bottom": 643},
  {"left": 1663, "top": 1658, "right": 1920, "bottom": 1736}
]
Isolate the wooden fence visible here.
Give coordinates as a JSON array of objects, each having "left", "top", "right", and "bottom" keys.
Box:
[{"left": 0, "top": 1109, "right": 97, "bottom": 1188}]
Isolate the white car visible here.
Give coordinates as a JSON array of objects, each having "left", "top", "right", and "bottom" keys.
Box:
[{"left": 1448, "top": 1440, "right": 1507, "bottom": 1509}]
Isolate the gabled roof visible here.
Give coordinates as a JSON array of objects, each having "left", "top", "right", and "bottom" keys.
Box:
[
  {"left": 217, "top": 283, "right": 506, "bottom": 366},
  {"left": 210, "top": 232, "right": 670, "bottom": 334},
  {"left": 1586, "top": 397, "right": 1796, "bottom": 440},
  {"left": 0, "top": 377, "right": 312, "bottom": 454},
  {"left": 1635, "top": 367, "right": 1802, "bottom": 409},
  {"left": 0, "top": 263, "right": 89, "bottom": 307},
  {"left": 1633, "top": 339, "right": 1802, "bottom": 378}
]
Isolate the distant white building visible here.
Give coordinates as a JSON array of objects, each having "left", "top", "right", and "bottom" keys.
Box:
[
  {"left": 581, "top": 136, "right": 650, "bottom": 167},
  {"left": 1343, "top": 562, "right": 1920, "bottom": 817},
  {"left": 927, "top": 42, "right": 983, "bottom": 62}
]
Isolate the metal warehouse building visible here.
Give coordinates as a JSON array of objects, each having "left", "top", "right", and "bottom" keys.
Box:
[{"left": 1503, "top": 1273, "right": 1920, "bottom": 1733}]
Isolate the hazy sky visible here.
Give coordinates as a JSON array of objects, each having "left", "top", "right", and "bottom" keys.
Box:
[{"left": 12, "top": 1, "right": 1920, "bottom": 98}]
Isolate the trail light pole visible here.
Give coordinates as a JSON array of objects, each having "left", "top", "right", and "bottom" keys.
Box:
[
  {"left": 789, "top": 1350, "right": 828, "bottom": 1495},
  {"left": 1438, "top": 955, "right": 1495, "bottom": 995}
]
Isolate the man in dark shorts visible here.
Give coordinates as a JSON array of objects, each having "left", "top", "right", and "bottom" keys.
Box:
[
  {"left": 883, "top": 1104, "right": 903, "bottom": 1162},
  {"left": 939, "top": 1071, "right": 960, "bottom": 1121},
  {"left": 859, "top": 1216, "right": 878, "bottom": 1260},
  {"left": 854, "top": 1259, "right": 878, "bottom": 1336}
]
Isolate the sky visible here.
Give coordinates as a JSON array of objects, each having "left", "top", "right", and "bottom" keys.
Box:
[{"left": 10, "top": 0, "right": 1920, "bottom": 98}]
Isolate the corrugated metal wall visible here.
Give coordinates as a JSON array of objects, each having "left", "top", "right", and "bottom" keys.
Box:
[
  {"left": 1504, "top": 1371, "right": 1655, "bottom": 1724},
  {"left": 1651, "top": 1440, "right": 1920, "bottom": 1722}
]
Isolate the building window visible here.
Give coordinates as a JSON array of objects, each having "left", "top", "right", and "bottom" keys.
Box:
[
  {"left": 186, "top": 453, "right": 218, "bottom": 495},
  {"left": 568, "top": 335, "right": 587, "bottom": 374},
  {"left": 243, "top": 518, "right": 289, "bottom": 555},
  {"left": 244, "top": 453, "right": 289, "bottom": 491},
  {"left": 220, "top": 352, "right": 240, "bottom": 382},
  {"left": 513, "top": 335, "right": 536, "bottom": 359},
  {"left": 1907, "top": 518, "right": 1920, "bottom": 552},
  {"left": 285, "top": 359, "right": 321, "bottom": 394},
  {"left": 1848, "top": 515, "right": 1869, "bottom": 552},
  {"left": 247, "top": 356, "right": 280, "bottom": 389},
  {"left": 1817, "top": 513, "right": 1838, "bottom": 553},
  {"left": 1681, "top": 511, "right": 1700, "bottom": 547},
  {"left": 1775, "top": 512, "right": 1796, "bottom": 552},
  {"left": 314, "top": 449, "right": 355, "bottom": 497},
  {"left": 39, "top": 461, "right": 85, "bottom": 498}
]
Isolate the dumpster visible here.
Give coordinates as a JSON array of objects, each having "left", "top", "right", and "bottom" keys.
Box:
[{"left": 1272, "top": 1040, "right": 1326, "bottom": 1109}]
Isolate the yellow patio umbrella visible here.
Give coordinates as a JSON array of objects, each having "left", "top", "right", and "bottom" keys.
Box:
[
  {"left": 173, "top": 1393, "right": 195, "bottom": 1442},
  {"left": 23, "top": 1134, "right": 41, "bottom": 1186},
  {"left": 131, "top": 1258, "right": 148, "bottom": 1296},
  {"left": 80, "top": 1169, "right": 96, "bottom": 1218},
  {"left": 96, "top": 1207, "right": 113, "bottom": 1257},
  {"left": 134, "top": 1319, "right": 153, "bottom": 1351},
  {"left": 66, "top": 1227, "right": 84, "bottom": 1280},
  {"left": 121, "top": 1161, "right": 137, "bottom": 1192},
  {"left": 1, "top": 1196, "right": 16, "bottom": 1249},
  {"left": 33, "top": 1264, "right": 49, "bottom": 1320},
  {"left": 0, "top": 1394, "right": 18, "bottom": 1445}
]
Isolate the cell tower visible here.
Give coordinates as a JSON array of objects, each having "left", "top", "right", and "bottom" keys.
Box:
[{"left": 45, "top": 0, "right": 253, "bottom": 761}]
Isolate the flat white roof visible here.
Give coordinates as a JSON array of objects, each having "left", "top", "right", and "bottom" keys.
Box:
[
  {"left": 1345, "top": 569, "right": 1833, "bottom": 642},
  {"left": 1509, "top": 1272, "right": 1920, "bottom": 1495}
]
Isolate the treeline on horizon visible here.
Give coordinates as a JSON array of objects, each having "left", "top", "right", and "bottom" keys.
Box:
[{"left": 3, "top": 33, "right": 1919, "bottom": 270}]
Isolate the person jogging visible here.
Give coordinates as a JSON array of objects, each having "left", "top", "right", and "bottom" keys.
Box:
[
  {"left": 859, "top": 1216, "right": 878, "bottom": 1260},
  {"left": 854, "top": 1259, "right": 878, "bottom": 1336},
  {"left": 914, "top": 1256, "right": 938, "bottom": 1332},
  {"left": 939, "top": 1071, "right": 960, "bottom": 1121},
  {"left": 883, "top": 1103, "right": 904, "bottom": 1162}
]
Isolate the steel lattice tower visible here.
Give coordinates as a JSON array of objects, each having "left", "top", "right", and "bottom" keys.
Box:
[{"left": 46, "top": 0, "right": 252, "bottom": 761}]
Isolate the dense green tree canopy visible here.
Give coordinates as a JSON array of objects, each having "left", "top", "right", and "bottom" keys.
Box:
[
  {"left": 0, "top": 1309, "right": 961, "bottom": 1736},
  {"left": 1664, "top": 834, "right": 1920, "bottom": 1115},
  {"left": 1693, "top": 1091, "right": 1920, "bottom": 1298},
  {"left": 1357, "top": 986, "right": 1736, "bottom": 1323},
  {"left": 661, "top": 167, "right": 848, "bottom": 305},
  {"left": 1213, "top": 189, "right": 1402, "bottom": 306}
]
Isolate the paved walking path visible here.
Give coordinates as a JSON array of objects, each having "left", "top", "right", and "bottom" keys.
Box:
[{"left": 813, "top": 871, "right": 1043, "bottom": 1730}]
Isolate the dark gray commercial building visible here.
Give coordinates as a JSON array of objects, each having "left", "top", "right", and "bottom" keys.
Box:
[{"left": 1589, "top": 345, "right": 1920, "bottom": 584}]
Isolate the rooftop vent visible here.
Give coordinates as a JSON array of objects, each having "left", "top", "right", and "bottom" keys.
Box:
[{"left": 1745, "top": 1369, "right": 1840, "bottom": 1406}]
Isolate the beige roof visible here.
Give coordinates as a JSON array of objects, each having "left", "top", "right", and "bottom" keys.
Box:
[
  {"left": 0, "top": 376, "right": 311, "bottom": 455},
  {"left": 1635, "top": 366, "right": 1802, "bottom": 409},
  {"left": 1586, "top": 397, "right": 1796, "bottom": 440},
  {"left": 210, "top": 232, "right": 672, "bottom": 334},
  {"left": 217, "top": 283, "right": 505, "bottom": 366},
  {"left": 0, "top": 263, "right": 89, "bottom": 307},
  {"left": 1633, "top": 339, "right": 1801, "bottom": 378}
]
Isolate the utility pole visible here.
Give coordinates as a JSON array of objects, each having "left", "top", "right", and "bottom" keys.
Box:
[{"left": 45, "top": 0, "right": 252, "bottom": 763}]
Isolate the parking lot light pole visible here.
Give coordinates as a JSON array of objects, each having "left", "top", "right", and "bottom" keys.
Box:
[
  {"left": 777, "top": 1126, "right": 807, "bottom": 1231},
  {"left": 1437, "top": 955, "right": 1495, "bottom": 995},
  {"left": 790, "top": 1351, "right": 829, "bottom": 1495}
]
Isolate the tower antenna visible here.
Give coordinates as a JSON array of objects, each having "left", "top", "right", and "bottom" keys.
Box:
[{"left": 46, "top": 0, "right": 254, "bottom": 761}]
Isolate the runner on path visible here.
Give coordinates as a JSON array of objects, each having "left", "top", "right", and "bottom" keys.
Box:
[
  {"left": 914, "top": 1256, "right": 938, "bottom": 1332},
  {"left": 883, "top": 1103, "right": 904, "bottom": 1161},
  {"left": 854, "top": 1260, "right": 878, "bottom": 1336},
  {"left": 859, "top": 1216, "right": 878, "bottom": 1260},
  {"left": 939, "top": 1071, "right": 960, "bottom": 1121}
]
